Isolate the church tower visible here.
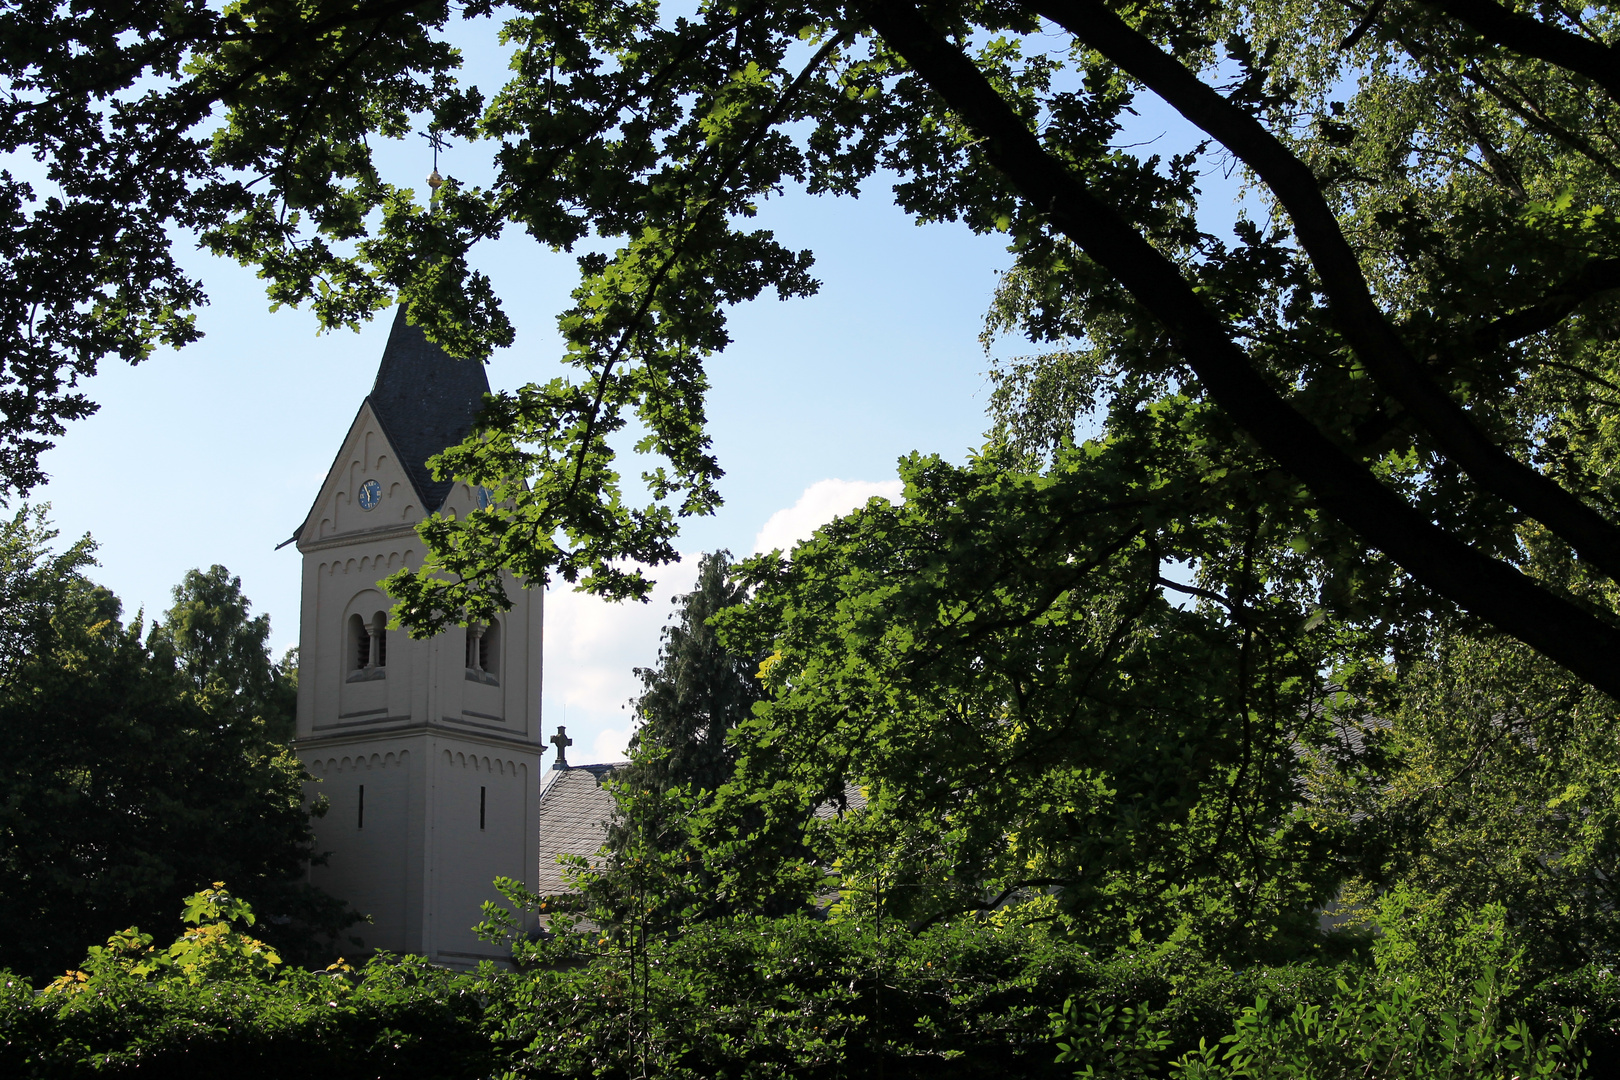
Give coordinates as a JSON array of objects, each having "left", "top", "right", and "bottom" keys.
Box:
[{"left": 290, "top": 307, "right": 543, "bottom": 967}]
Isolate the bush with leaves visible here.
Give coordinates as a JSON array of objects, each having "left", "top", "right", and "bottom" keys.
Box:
[
  {"left": 479, "top": 877, "right": 1383, "bottom": 1080},
  {"left": 1167, "top": 969, "right": 1585, "bottom": 1080},
  {"left": 3, "top": 882, "right": 1610, "bottom": 1080},
  {"left": 1, "top": 885, "right": 497, "bottom": 1080}
]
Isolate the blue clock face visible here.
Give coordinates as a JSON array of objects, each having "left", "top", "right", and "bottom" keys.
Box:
[
  {"left": 358, "top": 479, "right": 381, "bottom": 511},
  {"left": 476, "top": 485, "right": 493, "bottom": 510}
]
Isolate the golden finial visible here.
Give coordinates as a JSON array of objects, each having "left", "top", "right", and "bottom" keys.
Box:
[{"left": 421, "top": 127, "right": 450, "bottom": 204}]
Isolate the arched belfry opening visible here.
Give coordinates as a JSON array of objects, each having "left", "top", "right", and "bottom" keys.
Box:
[
  {"left": 284, "top": 305, "right": 545, "bottom": 969},
  {"left": 348, "top": 613, "right": 367, "bottom": 671},
  {"left": 466, "top": 619, "right": 500, "bottom": 684}
]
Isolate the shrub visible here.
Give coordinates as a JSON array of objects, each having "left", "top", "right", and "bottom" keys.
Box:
[{"left": 0, "top": 889, "right": 1601, "bottom": 1080}]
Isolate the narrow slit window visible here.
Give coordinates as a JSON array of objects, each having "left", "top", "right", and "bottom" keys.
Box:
[
  {"left": 479, "top": 786, "right": 486, "bottom": 830},
  {"left": 358, "top": 784, "right": 365, "bottom": 829}
]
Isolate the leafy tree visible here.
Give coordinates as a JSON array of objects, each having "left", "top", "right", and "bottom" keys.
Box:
[
  {"left": 697, "top": 449, "right": 1348, "bottom": 959},
  {"left": 1305, "top": 631, "right": 1620, "bottom": 973},
  {"left": 7, "top": 0, "right": 1620, "bottom": 981},
  {"left": 0, "top": 0, "right": 487, "bottom": 495},
  {"left": 0, "top": 514, "right": 351, "bottom": 982},
  {"left": 0, "top": 504, "right": 94, "bottom": 684},
  {"left": 4, "top": 2, "right": 1619, "bottom": 707},
  {"left": 151, "top": 564, "right": 298, "bottom": 744}
]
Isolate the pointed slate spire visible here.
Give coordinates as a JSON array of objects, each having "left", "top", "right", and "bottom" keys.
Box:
[{"left": 367, "top": 305, "right": 491, "bottom": 513}]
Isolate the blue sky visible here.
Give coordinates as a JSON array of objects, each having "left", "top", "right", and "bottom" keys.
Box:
[{"left": 28, "top": 20, "right": 1239, "bottom": 763}]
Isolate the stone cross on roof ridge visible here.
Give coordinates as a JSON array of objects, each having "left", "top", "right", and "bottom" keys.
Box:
[{"left": 549, "top": 726, "right": 573, "bottom": 771}]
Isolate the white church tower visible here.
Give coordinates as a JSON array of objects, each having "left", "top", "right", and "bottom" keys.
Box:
[{"left": 289, "top": 307, "right": 543, "bottom": 967}]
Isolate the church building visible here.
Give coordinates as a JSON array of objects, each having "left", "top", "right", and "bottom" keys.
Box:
[{"left": 287, "top": 307, "right": 546, "bottom": 967}]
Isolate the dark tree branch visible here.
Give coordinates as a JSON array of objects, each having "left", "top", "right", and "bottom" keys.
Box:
[
  {"left": 1473, "top": 257, "right": 1620, "bottom": 350},
  {"left": 1442, "top": 83, "right": 1528, "bottom": 200},
  {"left": 1531, "top": 359, "right": 1620, "bottom": 401},
  {"left": 906, "top": 878, "right": 1074, "bottom": 933},
  {"left": 1339, "top": 0, "right": 1389, "bottom": 50},
  {"left": 1033, "top": 0, "right": 1620, "bottom": 587},
  {"left": 1156, "top": 576, "right": 1255, "bottom": 627},
  {"left": 1426, "top": 0, "right": 1620, "bottom": 101},
  {"left": 866, "top": 0, "right": 1620, "bottom": 697}
]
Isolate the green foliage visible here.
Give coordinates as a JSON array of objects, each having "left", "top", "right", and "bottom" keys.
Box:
[
  {"left": 8, "top": 2, "right": 1620, "bottom": 1066},
  {"left": 480, "top": 911, "right": 1352, "bottom": 1080},
  {"left": 1055, "top": 1000, "right": 1171, "bottom": 1080},
  {"left": 1047, "top": 907, "right": 1589, "bottom": 1079},
  {"left": 164, "top": 882, "right": 284, "bottom": 984},
  {"left": 0, "top": 504, "right": 95, "bottom": 685},
  {"left": 8, "top": 2, "right": 1620, "bottom": 700},
  {"left": 150, "top": 564, "right": 298, "bottom": 744},
  {"left": 3, "top": 888, "right": 1609, "bottom": 1080},
  {"left": 696, "top": 447, "right": 1343, "bottom": 958},
  {"left": 1307, "top": 633, "right": 1620, "bottom": 971},
  {"left": 585, "top": 550, "right": 777, "bottom": 921},
  {"left": 1, "top": 886, "right": 494, "bottom": 1079},
  {"left": 0, "top": 511, "right": 352, "bottom": 982},
  {"left": 47, "top": 883, "right": 283, "bottom": 990},
  {"left": 622, "top": 550, "right": 765, "bottom": 800},
  {"left": 0, "top": 0, "right": 491, "bottom": 495},
  {"left": 1169, "top": 970, "right": 1584, "bottom": 1080}
]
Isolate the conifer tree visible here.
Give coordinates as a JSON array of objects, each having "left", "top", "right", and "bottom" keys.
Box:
[
  {"left": 594, "top": 551, "right": 772, "bottom": 921},
  {"left": 621, "top": 551, "right": 765, "bottom": 803}
]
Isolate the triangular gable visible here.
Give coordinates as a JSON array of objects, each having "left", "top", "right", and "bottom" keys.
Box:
[
  {"left": 296, "top": 401, "right": 423, "bottom": 547},
  {"left": 280, "top": 306, "right": 491, "bottom": 548}
]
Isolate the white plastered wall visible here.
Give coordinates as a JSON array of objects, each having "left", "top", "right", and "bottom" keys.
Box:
[{"left": 294, "top": 404, "right": 543, "bottom": 966}]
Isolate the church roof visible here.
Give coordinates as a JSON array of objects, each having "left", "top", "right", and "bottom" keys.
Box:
[
  {"left": 366, "top": 305, "right": 491, "bottom": 512},
  {"left": 535, "top": 763, "right": 628, "bottom": 897}
]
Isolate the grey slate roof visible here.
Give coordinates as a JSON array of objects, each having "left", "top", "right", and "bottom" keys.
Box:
[
  {"left": 814, "top": 782, "right": 868, "bottom": 820},
  {"left": 535, "top": 764, "right": 628, "bottom": 896},
  {"left": 367, "top": 305, "right": 491, "bottom": 512}
]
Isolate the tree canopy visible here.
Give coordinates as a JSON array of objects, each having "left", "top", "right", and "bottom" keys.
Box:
[
  {"left": 151, "top": 564, "right": 299, "bottom": 744},
  {"left": 0, "top": 511, "right": 350, "bottom": 982},
  {"left": 4, "top": 0, "right": 1618, "bottom": 701}
]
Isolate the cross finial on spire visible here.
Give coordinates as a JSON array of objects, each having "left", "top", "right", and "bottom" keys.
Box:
[
  {"left": 420, "top": 128, "right": 451, "bottom": 202},
  {"left": 549, "top": 726, "right": 574, "bottom": 771}
]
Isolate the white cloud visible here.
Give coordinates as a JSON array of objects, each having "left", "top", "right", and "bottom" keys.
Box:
[
  {"left": 541, "top": 558, "right": 700, "bottom": 766},
  {"left": 752, "top": 477, "right": 903, "bottom": 555},
  {"left": 592, "top": 727, "right": 631, "bottom": 762}
]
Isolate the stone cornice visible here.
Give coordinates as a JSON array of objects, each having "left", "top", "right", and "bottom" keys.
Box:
[
  {"left": 296, "top": 715, "right": 544, "bottom": 755},
  {"left": 298, "top": 520, "right": 422, "bottom": 555}
]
